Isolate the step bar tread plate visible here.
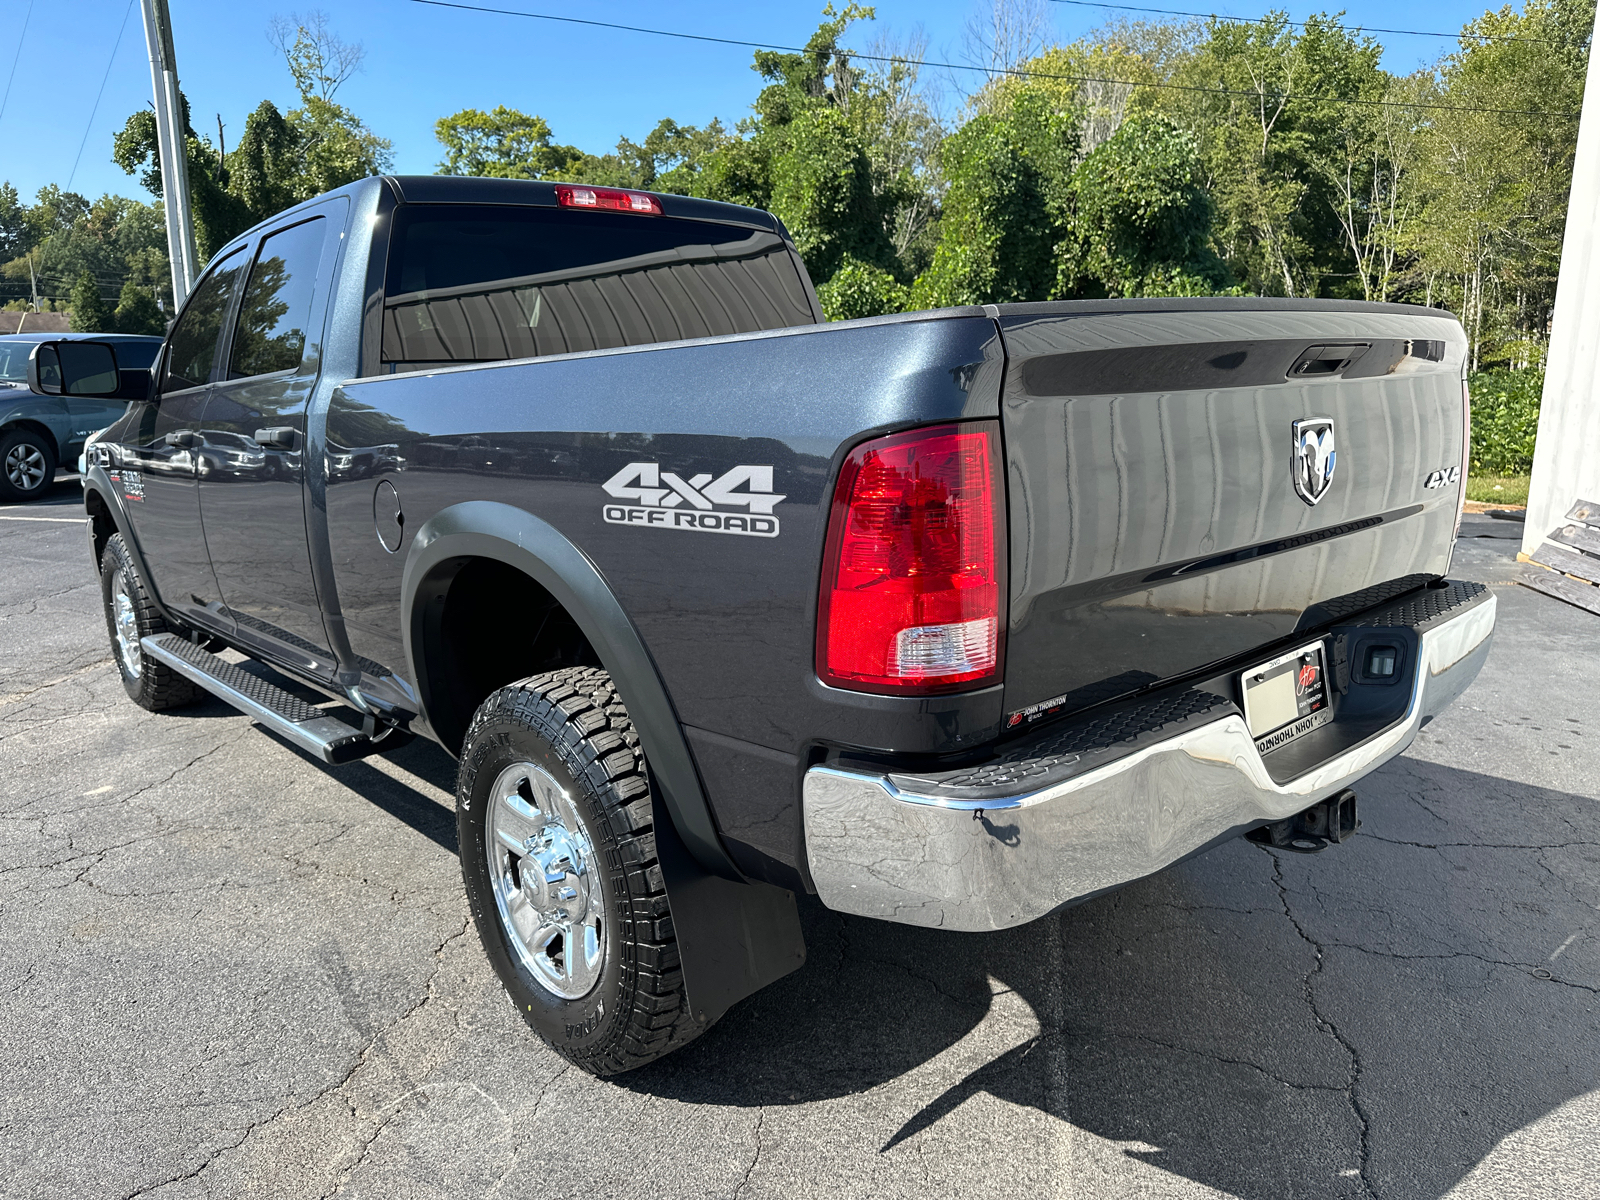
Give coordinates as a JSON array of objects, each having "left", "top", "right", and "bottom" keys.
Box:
[{"left": 141, "top": 633, "right": 370, "bottom": 763}]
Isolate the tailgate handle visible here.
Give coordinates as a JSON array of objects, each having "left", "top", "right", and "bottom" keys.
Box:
[
  {"left": 253, "top": 427, "right": 299, "bottom": 450},
  {"left": 1288, "top": 344, "right": 1369, "bottom": 378}
]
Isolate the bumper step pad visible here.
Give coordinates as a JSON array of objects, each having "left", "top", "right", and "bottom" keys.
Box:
[
  {"left": 866, "top": 578, "right": 1493, "bottom": 810},
  {"left": 885, "top": 688, "right": 1238, "bottom": 803},
  {"left": 141, "top": 633, "right": 382, "bottom": 764}
]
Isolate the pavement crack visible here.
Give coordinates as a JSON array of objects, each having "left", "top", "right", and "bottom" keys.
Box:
[
  {"left": 1109, "top": 1028, "right": 1349, "bottom": 1091},
  {"left": 0, "top": 655, "right": 113, "bottom": 710},
  {"left": 1365, "top": 834, "right": 1600, "bottom": 851},
  {"left": 1331, "top": 944, "right": 1600, "bottom": 994},
  {"left": 120, "top": 729, "right": 252, "bottom": 808},
  {"left": 733, "top": 1107, "right": 765, "bottom": 1199},
  {"left": 1269, "top": 852, "right": 1377, "bottom": 1199}
]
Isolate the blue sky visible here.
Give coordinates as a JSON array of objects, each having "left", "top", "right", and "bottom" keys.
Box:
[{"left": 2, "top": 0, "right": 1509, "bottom": 206}]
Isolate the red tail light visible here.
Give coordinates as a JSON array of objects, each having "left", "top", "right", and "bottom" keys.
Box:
[
  {"left": 554, "top": 185, "right": 662, "bottom": 215},
  {"left": 817, "top": 422, "right": 1007, "bottom": 694}
]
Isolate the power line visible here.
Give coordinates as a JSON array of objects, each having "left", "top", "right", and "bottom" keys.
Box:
[
  {"left": 0, "top": 0, "right": 37, "bottom": 134},
  {"left": 1045, "top": 0, "right": 1562, "bottom": 46},
  {"left": 67, "top": 0, "right": 137, "bottom": 192},
  {"left": 406, "top": 0, "right": 1580, "bottom": 119}
]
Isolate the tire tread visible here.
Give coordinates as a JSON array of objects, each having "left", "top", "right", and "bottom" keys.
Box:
[{"left": 458, "top": 666, "right": 704, "bottom": 1075}]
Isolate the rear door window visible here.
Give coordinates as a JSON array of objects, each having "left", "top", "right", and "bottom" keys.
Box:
[
  {"left": 161, "top": 249, "right": 247, "bottom": 393},
  {"left": 380, "top": 206, "right": 814, "bottom": 373},
  {"left": 228, "top": 217, "right": 328, "bottom": 379}
]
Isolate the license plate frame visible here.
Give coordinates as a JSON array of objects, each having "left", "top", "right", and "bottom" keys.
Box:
[{"left": 1240, "top": 640, "right": 1333, "bottom": 755}]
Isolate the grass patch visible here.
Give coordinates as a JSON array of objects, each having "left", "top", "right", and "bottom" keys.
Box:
[{"left": 1466, "top": 474, "right": 1530, "bottom": 505}]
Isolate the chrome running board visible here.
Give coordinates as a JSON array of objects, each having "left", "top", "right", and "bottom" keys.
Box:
[{"left": 141, "top": 633, "right": 381, "bottom": 764}]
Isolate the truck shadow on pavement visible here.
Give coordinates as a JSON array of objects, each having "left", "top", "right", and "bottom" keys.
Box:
[
  {"left": 193, "top": 663, "right": 463, "bottom": 854},
  {"left": 621, "top": 756, "right": 1600, "bottom": 1199}
]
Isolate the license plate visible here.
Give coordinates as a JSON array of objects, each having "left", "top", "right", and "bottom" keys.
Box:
[{"left": 1241, "top": 640, "right": 1332, "bottom": 754}]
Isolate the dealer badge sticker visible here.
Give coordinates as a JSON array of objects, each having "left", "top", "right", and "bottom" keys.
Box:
[{"left": 602, "top": 462, "right": 785, "bottom": 538}]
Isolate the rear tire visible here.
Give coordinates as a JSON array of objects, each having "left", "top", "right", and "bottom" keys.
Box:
[
  {"left": 100, "top": 533, "right": 201, "bottom": 711},
  {"left": 0, "top": 428, "right": 56, "bottom": 502},
  {"left": 457, "top": 667, "right": 705, "bottom": 1075}
]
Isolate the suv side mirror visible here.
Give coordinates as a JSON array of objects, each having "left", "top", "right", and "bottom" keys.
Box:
[{"left": 27, "top": 341, "right": 120, "bottom": 397}]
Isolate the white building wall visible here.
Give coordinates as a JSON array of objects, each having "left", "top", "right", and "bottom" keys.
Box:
[{"left": 1523, "top": 28, "right": 1600, "bottom": 553}]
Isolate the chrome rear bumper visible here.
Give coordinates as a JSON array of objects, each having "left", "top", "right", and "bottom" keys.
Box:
[{"left": 802, "top": 586, "right": 1496, "bottom": 931}]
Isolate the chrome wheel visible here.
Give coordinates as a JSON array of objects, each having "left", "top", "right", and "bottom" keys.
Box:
[
  {"left": 112, "top": 582, "right": 142, "bottom": 679},
  {"left": 5, "top": 442, "right": 47, "bottom": 492},
  {"left": 486, "top": 760, "right": 605, "bottom": 1000}
]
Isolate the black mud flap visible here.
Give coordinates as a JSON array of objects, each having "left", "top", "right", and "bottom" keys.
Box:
[
  {"left": 1247, "top": 789, "right": 1360, "bottom": 854},
  {"left": 651, "top": 792, "right": 807, "bottom": 1026}
]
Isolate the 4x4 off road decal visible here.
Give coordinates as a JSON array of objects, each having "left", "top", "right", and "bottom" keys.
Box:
[{"left": 602, "top": 463, "right": 785, "bottom": 538}]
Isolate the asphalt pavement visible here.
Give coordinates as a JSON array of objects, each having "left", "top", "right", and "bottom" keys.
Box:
[{"left": 2, "top": 480, "right": 1596, "bottom": 1199}]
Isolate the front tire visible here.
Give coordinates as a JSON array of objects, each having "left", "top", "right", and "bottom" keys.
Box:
[
  {"left": 100, "top": 533, "right": 201, "bottom": 711},
  {"left": 0, "top": 428, "right": 56, "bottom": 502},
  {"left": 457, "top": 667, "right": 704, "bottom": 1075}
]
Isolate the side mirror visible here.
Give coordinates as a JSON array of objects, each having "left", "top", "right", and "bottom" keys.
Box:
[{"left": 27, "top": 341, "right": 120, "bottom": 397}]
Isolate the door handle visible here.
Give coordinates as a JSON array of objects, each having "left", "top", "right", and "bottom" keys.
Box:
[
  {"left": 253, "top": 427, "right": 300, "bottom": 450},
  {"left": 163, "top": 430, "right": 200, "bottom": 448}
]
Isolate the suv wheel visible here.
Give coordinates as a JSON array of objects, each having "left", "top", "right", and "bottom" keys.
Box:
[
  {"left": 0, "top": 428, "right": 56, "bottom": 502},
  {"left": 457, "top": 667, "right": 704, "bottom": 1075},
  {"left": 100, "top": 533, "right": 201, "bottom": 710}
]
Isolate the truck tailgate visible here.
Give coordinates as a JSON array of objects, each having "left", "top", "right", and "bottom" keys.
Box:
[{"left": 997, "top": 301, "right": 1467, "bottom": 719}]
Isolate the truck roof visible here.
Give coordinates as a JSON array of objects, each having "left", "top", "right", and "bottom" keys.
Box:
[
  {"left": 216, "top": 174, "right": 781, "bottom": 258},
  {"left": 383, "top": 175, "right": 780, "bottom": 232}
]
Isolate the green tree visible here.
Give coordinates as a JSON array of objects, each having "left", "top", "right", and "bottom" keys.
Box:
[
  {"left": 112, "top": 98, "right": 252, "bottom": 258},
  {"left": 621, "top": 118, "right": 735, "bottom": 194},
  {"left": 0, "top": 183, "right": 37, "bottom": 263},
  {"left": 910, "top": 90, "right": 1077, "bottom": 308},
  {"left": 1170, "top": 12, "right": 1387, "bottom": 297},
  {"left": 114, "top": 279, "right": 166, "bottom": 335},
  {"left": 689, "top": 5, "right": 918, "bottom": 303},
  {"left": 1408, "top": 0, "right": 1590, "bottom": 367},
  {"left": 1, "top": 190, "right": 171, "bottom": 316},
  {"left": 229, "top": 101, "right": 300, "bottom": 220},
  {"left": 272, "top": 15, "right": 392, "bottom": 200},
  {"left": 815, "top": 255, "right": 908, "bottom": 320},
  {"left": 434, "top": 106, "right": 585, "bottom": 179},
  {"left": 558, "top": 118, "right": 738, "bottom": 193},
  {"left": 1058, "top": 115, "right": 1233, "bottom": 297},
  {"left": 113, "top": 14, "right": 389, "bottom": 252},
  {"left": 69, "top": 271, "right": 113, "bottom": 332}
]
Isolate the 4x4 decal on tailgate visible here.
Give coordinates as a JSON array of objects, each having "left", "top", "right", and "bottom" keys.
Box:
[{"left": 601, "top": 462, "right": 785, "bottom": 538}]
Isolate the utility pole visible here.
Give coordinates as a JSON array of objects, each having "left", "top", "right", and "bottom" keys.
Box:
[{"left": 139, "top": 0, "right": 199, "bottom": 306}]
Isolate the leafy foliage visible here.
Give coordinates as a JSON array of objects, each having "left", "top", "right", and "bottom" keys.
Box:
[
  {"left": 0, "top": 189, "right": 171, "bottom": 318},
  {"left": 69, "top": 271, "right": 113, "bottom": 333},
  {"left": 434, "top": 107, "right": 585, "bottom": 180},
  {"left": 1467, "top": 367, "right": 1544, "bottom": 474},
  {"left": 1056, "top": 115, "right": 1233, "bottom": 298},
  {"left": 815, "top": 256, "right": 908, "bottom": 320},
  {"left": 911, "top": 90, "right": 1075, "bottom": 307},
  {"left": 113, "top": 279, "right": 167, "bottom": 336},
  {"left": 112, "top": 14, "right": 390, "bottom": 260}
]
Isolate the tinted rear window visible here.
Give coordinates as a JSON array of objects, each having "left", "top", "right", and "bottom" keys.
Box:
[{"left": 380, "top": 205, "right": 814, "bottom": 373}]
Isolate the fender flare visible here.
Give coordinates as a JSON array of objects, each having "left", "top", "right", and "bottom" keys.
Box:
[
  {"left": 82, "top": 464, "right": 177, "bottom": 623},
  {"left": 401, "top": 500, "right": 742, "bottom": 881}
]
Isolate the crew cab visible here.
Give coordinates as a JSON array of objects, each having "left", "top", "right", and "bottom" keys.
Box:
[{"left": 37, "top": 175, "right": 1494, "bottom": 1074}]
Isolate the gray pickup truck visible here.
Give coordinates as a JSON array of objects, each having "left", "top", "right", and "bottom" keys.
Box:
[{"left": 35, "top": 175, "right": 1494, "bottom": 1074}]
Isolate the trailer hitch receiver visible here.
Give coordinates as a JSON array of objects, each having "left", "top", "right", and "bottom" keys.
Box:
[{"left": 1246, "top": 790, "right": 1360, "bottom": 854}]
